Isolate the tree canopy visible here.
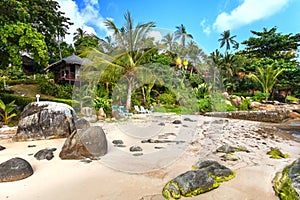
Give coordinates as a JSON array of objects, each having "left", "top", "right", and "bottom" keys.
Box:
[{"left": 0, "top": 0, "right": 73, "bottom": 68}]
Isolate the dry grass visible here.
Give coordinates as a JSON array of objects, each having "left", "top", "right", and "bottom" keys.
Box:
[{"left": 9, "top": 84, "right": 54, "bottom": 98}]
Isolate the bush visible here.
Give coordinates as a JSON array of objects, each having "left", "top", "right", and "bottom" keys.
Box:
[
  {"left": 158, "top": 93, "right": 177, "bottom": 105},
  {"left": 39, "top": 80, "right": 58, "bottom": 96},
  {"left": 239, "top": 98, "right": 251, "bottom": 111},
  {"left": 39, "top": 80, "right": 73, "bottom": 99},
  {"left": 57, "top": 84, "right": 73, "bottom": 99},
  {"left": 286, "top": 95, "right": 299, "bottom": 104},
  {"left": 252, "top": 92, "right": 270, "bottom": 102},
  {"left": 93, "top": 97, "right": 111, "bottom": 114},
  {"left": 0, "top": 93, "right": 34, "bottom": 110},
  {"left": 198, "top": 98, "right": 212, "bottom": 113}
]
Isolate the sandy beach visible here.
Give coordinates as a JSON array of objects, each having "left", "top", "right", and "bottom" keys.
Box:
[{"left": 0, "top": 113, "right": 300, "bottom": 200}]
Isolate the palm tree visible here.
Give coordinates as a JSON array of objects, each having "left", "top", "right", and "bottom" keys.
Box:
[
  {"left": 162, "top": 33, "right": 174, "bottom": 51},
  {"left": 218, "top": 30, "right": 238, "bottom": 52},
  {"left": 73, "top": 28, "right": 87, "bottom": 42},
  {"left": 86, "top": 11, "right": 156, "bottom": 110},
  {"left": 248, "top": 64, "right": 284, "bottom": 101},
  {"left": 174, "top": 24, "right": 193, "bottom": 48}
]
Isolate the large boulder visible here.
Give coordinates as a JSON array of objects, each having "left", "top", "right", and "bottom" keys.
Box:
[
  {"left": 162, "top": 159, "right": 235, "bottom": 199},
  {"left": 0, "top": 157, "right": 33, "bottom": 182},
  {"left": 13, "top": 101, "right": 77, "bottom": 141},
  {"left": 59, "top": 126, "right": 107, "bottom": 160}
]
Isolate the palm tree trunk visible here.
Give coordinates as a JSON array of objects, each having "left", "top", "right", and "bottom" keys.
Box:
[{"left": 125, "top": 77, "right": 133, "bottom": 111}]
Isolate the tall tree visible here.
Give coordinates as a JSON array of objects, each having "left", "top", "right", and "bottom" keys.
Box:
[
  {"left": 0, "top": 0, "right": 73, "bottom": 66},
  {"left": 174, "top": 24, "right": 193, "bottom": 47},
  {"left": 241, "top": 26, "right": 300, "bottom": 61},
  {"left": 83, "top": 11, "right": 156, "bottom": 110},
  {"left": 73, "top": 28, "right": 88, "bottom": 41},
  {"left": 162, "top": 33, "right": 175, "bottom": 51},
  {"left": 218, "top": 30, "right": 238, "bottom": 52}
]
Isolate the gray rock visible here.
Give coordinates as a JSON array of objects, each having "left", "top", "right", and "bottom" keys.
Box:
[
  {"left": 75, "top": 118, "right": 90, "bottom": 129},
  {"left": 0, "top": 145, "right": 5, "bottom": 151},
  {"left": 130, "top": 146, "right": 143, "bottom": 152},
  {"left": 112, "top": 140, "right": 124, "bottom": 145},
  {"left": 13, "top": 101, "right": 77, "bottom": 141},
  {"left": 172, "top": 120, "right": 182, "bottom": 124},
  {"left": 59, "top": 126, "right": 108, "bottom": 160},
  {"left": 0, "top": 157, "right": 33, "bottom": 182},
  {"left": 34, "top": 148, "right": 57, "bottom": 160},
  {"left": 158, "top": 122, "right": 165, "bottom": 126},
  {"left": 183, "top": 118, "right": 196, "bottom": 122}
]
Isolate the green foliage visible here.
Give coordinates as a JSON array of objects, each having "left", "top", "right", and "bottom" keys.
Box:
[
  {"left": 248, "top": 62, "right": 284, "bottom": 99},
  {"left": 286, "top": 96, "right": 299, "bottom": 104},
  {"left": 93, "top": 97, "right": 111, "bottom": 114},
  {"left": 158, "top": 93, "right": 177, "bottom": 105},
  {"left": 40, "top": 97, "right": 80, "bottom": 110},
  {"left": 0, "top": 0, "right": 73, "bottom": 64},
  {"left": 241, "top": 27, "right": 300, "bottom": 61},
  {"left": 273, "top": 162, "right": 299, "bottom": 200},
  {"left": 193, "top": 83, "right": 210, "bottom": 99},
  {"left": 252, "top": 92, "right": 270, "bottom": 102},
  {"left": 0, "top": 22, "right": 49, "bottom": 68},
  {"left": 267, "top": 148, "right": 290, "bottom": 159},
  {"left": 198, "top": 98, "right": 212, "bottom": 113},
  {"left": 39, "top": 80, "right": 73, "bottom": 99},
  {"left": 0, "top": 93, "right": 34, "bottom": 110},
  {"left": 239, "top": 98, "right": 251, "bottom": 111},
  {"left": 0, "top": 99, "right": 17, "bottom": 125}
]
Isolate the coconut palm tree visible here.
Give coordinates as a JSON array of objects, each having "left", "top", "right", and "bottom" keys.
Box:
[
  {"left": 84, "top": 11, "right": 156, "bottom": 111},
  {"left": 73, "top": 28, "right": 87, "bottom": 42},
  {"left": 218, "top": 30, "right": 238, "bottom": 52},
  {"left": 174, "top": 24, "right": 193, "bottom": 48},
  {"left": 162, "top": 33, "right": 174, "bottom": 51}
]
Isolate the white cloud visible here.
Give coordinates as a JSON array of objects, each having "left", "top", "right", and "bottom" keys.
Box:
[
  {"left": 57, "top": 0, "right": 108, "bottom": 44},
  {"left": 148, "top": 31, "right": 163, "bottom": 43},
  {"left": 200, "top": 19, "right": 211, "bottom": 35},
  {"left": 213, "top": 0, "right": 289, "bottom": 32}
]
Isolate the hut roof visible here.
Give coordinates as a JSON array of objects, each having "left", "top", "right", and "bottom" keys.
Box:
[{"left": 45, "top": 55, "right": 86, "bottom": 72}]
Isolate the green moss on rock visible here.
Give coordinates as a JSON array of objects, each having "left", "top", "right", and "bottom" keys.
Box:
[
  {"left": 273, "top": 160, "right": 300, "bottom": 200},
  {"left": 267, "top": 147, "right": 290, "bottom": 159},
  {"left": 162, "top": 160, "right": 235, "bottom": 199}
]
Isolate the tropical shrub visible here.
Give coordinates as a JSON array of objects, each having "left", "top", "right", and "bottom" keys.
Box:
[
  {"left": 0, "top": 99, "right": 17, "bottom": 125},
  {"left": 198, "top": 98, "right": 212, "bottom": 113},
  {"left": 93, "top": 97, "right": 111, "bottom": 114},
  {"left": 239, "top": 98, "right": 251, "bottom": 111},
  {"left": 0, "top": 93, "right": 34, "bottom": 110},
  {"left": 158, "top": 93, "right": 177, "bottom": 105},
  {"left": 252, "top": 92, "right": 270, "bottom": 102}
]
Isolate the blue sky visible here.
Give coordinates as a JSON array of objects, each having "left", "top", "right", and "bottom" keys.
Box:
[{"left": 58, "top": 0, "right": 300, "bottom": 54}]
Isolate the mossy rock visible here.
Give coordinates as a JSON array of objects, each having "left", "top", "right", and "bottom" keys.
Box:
[
  {"left": 162, "top": 170, "right": 219, "bottom": 199},
  {"left": 273, "top": 159, "right": 300, "bottom": 199},
  {"left": 267, "top": 147, "right": 290, "bottom": 159},
  {"left": 216, "top": 144, "right": 250, "bottom": 154},
  {"left": 162, "top": 160, "right": 235, "bottom": 199}
]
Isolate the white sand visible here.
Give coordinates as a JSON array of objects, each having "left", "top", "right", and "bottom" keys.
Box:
[{"left": 0, "top": 114, "right": 300, "bottom": 200}]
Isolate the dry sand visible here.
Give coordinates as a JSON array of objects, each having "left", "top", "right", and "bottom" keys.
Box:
[{"left": 0, "top": 113, "right": 300, "bottom": 200}]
